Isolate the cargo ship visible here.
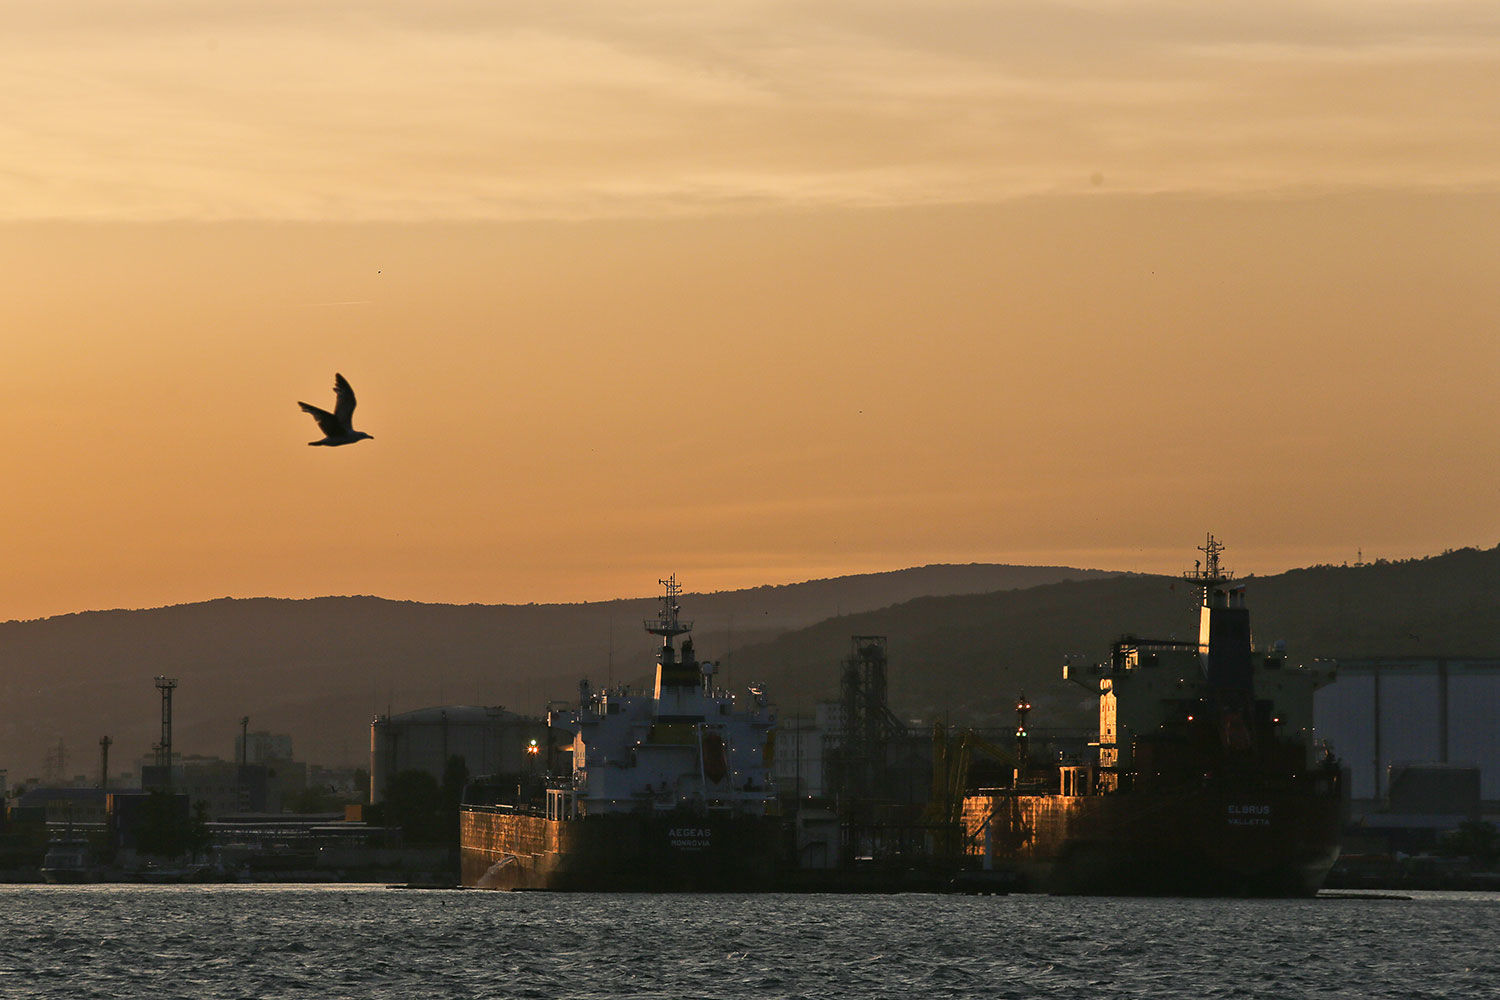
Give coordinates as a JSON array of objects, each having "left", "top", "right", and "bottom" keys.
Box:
[
  {"left": 459, "top": 577, "right": 782, "bottom": 890},
  {"left": 961, "top": 536, "right": 1343, "bottom": 896}
]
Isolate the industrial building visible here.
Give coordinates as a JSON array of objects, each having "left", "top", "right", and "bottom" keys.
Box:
[
  {"left": 141, "top": 755, "right": 308, "bottom": 818},
  {"left": 236, "top": 730, "right": 294, "bottom": 765},
  {"left": 772, "top": 703, "right": 843, "bottom": 799},
  {"left": 369, "top": 706, "right": 547, "bottom": 803},
  {"left": 12, "top": 786, "right": 109, "bottom": 827},
  {"left": 1315, "top": 657, "right": 1500, "bottom": 806}
]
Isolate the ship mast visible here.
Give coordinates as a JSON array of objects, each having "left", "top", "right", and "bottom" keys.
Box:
[
  {"left": 646, "top": 575, "right": 698, "bottom": 694},
  {"left": 1187, "top": 532, "right": 1233, "bottom": 602},
  {"left": 644, "top": 574, "right": 693, "bottom": 646}
]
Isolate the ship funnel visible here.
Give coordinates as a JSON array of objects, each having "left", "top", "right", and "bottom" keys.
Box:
[
  {"left": 1188, "top": 536, "right": 1255, "bottom": 699},
  {"left": 1199, "top": 593, "right": 1253, "bottom": 695}
]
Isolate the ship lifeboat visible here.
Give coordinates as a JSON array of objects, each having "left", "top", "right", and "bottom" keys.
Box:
[{"left": 702, "top": 731, "right": 728, "bottom": 784}]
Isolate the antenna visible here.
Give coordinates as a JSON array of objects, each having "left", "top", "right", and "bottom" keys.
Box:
[
  {"left": 645, "top": 575, "right": 693, "bottom": 641},
  {"left": 1198, "top": 533, "right": 1225, "bottom": 582},
  {"left": 1186, "top": 533, "right": 1233, "bottom": 601}
]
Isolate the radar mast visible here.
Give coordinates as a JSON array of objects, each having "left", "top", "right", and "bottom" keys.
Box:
[
  {"left": 1186, "top": 532, "right": 1233, "bottom": 602},
  {"left": 645, "top": 574, "right": 693, "bottom": 643}
]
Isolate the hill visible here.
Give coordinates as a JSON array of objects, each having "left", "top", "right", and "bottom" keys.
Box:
[
  {"left": 728, "top": 545, "right": 1500, "bottom": 733},
  {"left": 0, "top": 563, "right": 1111, "bottom": 775},
  {"left": 5, "top": 545, "right": 1495, "bottom": 780}
]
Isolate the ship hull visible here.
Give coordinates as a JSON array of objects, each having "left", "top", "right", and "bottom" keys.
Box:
[
  {"left": 967, "top": 780, "right": 1341, "bottom": 897},
  {"left": 460, "top": 807, "right": 783, "bottom": 891}
]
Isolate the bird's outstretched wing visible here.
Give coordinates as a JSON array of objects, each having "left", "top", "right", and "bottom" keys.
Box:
[
  {"left": 332, "top": 373, "right": 357, "bottom": 425},
  {"left": 299, "top": 401, "right": 341, "bottom": 438}
]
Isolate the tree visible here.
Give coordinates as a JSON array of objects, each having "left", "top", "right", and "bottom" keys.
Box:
[
  {"left": 134, "top": 791, "right": 209, "bottom": 860},
  {"left": 441, "top": 755, "right": 470, "bottom": 850},
  {"left": 383, "top": 770, "right": 445, "bottom": 845}
]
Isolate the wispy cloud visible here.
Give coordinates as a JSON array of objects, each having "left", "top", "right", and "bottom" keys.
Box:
[{"left": 0, "top": 1, "right": 1495, "bottom": 220}]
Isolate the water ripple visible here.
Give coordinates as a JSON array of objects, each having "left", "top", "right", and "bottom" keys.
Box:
[{"left": 1, "top": 887, "right": 1497, "bottom": 999}]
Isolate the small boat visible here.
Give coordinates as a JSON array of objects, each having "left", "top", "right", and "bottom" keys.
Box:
[{"left": 40, "top": 836, "right": 100, "bottom": 884}]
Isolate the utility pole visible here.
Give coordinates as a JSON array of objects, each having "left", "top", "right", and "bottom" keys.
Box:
[
  {"left": 238, "top": 715, "right": 252, "bottom": 813},
  {"left": 99, "top": 736, "right": 112, "bottom": 791}
]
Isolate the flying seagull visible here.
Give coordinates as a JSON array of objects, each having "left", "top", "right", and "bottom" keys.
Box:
[{"left": 298, "top": 373, "right": 373, "bottom": 446}]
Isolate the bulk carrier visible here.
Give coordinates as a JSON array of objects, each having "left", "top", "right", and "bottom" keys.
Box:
[
  {"left": 459, "top": 577, "right": 781, "bottom": 890},
  {"left": 961, "top": 536, "right": 1343, "bottom": 896}
]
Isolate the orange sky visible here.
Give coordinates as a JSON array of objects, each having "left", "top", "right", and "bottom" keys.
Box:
[{"left": 1, "top": 3, "right": 1496, "bottom": 621}]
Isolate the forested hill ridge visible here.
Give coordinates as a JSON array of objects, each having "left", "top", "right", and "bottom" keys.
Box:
[
  {"left": 2, "top": 546, "right": 1493, "bottom": 776},
  {"left": 0, "top": 563, "right": 1113, "bottom": 773},
  {"left": 728, "top": 545, "right": 1500, "bottom": 732}
]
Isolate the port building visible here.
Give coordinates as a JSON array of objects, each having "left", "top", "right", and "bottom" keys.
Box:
[
  {"left": 1315, "top": 657, "right": 1500, "bottom": 806},
  {"left": 370, "top": 706, "right": 546, "bottom": 803}
]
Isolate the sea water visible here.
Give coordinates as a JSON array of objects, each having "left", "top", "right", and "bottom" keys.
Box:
[{"left": 1, "top": 885, "right": 1495, "bottom": 999}]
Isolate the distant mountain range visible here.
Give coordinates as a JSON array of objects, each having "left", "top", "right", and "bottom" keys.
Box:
[
  {"left": 0, "top": 563, "right": 1113, "bottom": 776},
  {"left": 3, "top": 547, "right": 1496, "bottom": 779}
]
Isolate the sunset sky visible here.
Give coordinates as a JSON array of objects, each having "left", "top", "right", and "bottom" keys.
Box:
[{"left": 1, "top": 1, "right": 1496, "bottom": 621}]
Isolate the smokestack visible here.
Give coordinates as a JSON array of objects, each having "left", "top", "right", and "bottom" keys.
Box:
[{"left": 153, "top": 676, "right": 178, "bottom": 787}]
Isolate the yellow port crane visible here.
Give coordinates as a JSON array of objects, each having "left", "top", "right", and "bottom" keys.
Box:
[{"left": 926, "top": 723, "right": 1025, "bottom": 857}]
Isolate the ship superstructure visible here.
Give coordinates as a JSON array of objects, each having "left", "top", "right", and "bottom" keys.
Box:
[
  {"left": 1091, "top": 536, "right": 1332, "bottom": 791},
  {"left": 548, "top": 575, "right": 776, "bottom": 819}
]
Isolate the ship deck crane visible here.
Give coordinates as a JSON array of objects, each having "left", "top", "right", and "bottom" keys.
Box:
[{"left": 926, "top": 724, "right": 1026, "bottom": 858}]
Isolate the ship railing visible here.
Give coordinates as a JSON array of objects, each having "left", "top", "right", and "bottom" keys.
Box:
[
  {"left": 461, "top": 802, "right": 548, "bottom": 818},
  {"left": 1115, "top": 638, "right": 1197, "bottom": 653},
  {"left": 644, "top": 618, "right": 693, "bottom": 634}
]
